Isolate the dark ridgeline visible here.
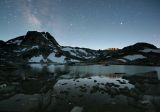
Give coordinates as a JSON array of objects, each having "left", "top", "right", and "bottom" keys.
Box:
[{"left": 0, "top": 31, "right": 160, "bottom": 66}]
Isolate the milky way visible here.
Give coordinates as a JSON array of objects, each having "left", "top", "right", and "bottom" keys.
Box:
[{"left": 0, "top": 0, "right": 160, "bottom": 49}]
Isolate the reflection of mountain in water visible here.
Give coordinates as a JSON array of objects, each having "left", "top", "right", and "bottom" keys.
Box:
[
  {"left": 29, "top": 64, "right": 160, "bottom": 79},
  {"left": 0, "top": 64, "right": 160, "bottom": 112}
]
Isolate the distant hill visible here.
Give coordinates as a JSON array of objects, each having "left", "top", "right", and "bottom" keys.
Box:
[{"left": 102, "top": 43, "right": 160, "bottom": 66}]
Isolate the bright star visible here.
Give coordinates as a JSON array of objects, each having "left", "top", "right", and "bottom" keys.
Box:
[{"left": 70, "top": 23, "right": 73, "bottom": 26}]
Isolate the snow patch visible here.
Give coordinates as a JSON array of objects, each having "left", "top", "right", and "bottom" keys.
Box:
[
  {"left": 70, "top": 52, "right": 77, "bottom": 57},
  {"left": 40, "top": 32, "right": 53, "bottom": 45},
  {"left": 31, "top": 45, "right": 39, "bottom": 49},
  {"left": 15, "top": 46, "right": 39, "bottom": 53},
  {"left": 29, "top": 55, "right": 44, "bottom": 62},
  {"left": 78, "top": 49, "right": 87, "bottom": 55},
  {"left": 40, "top": 32, "right": 48, "bottom": 40},
  {"left": 140, "top": 48, "right": 160, "bottom": 53},
  {"left": 62, "top": 47, "right": 96, "bottom": 59},
  {"left": 123, "top": 54, "right": 146, "bottom": 61},
  {"left": 7, "top": 40, "right": 22, "bottom": 45},
  {"left": 70, "top": 59, "right": 80, "bottom": 62},
  {"left": 117, "top": 59, "right": 127, "bottom": 62},
  {"left": 47, "top": 52, "right": 66, "bottom": 63},
  {"left": 62, "top": 47, "right": 73, "bottom": 51},
  {"left": 21, "top": 48, "right": 27, "bottom": 52}
]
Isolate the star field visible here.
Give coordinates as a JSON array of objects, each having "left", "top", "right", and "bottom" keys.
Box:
[{"left": 0, "top": 0, "right": 160, "bottom": 49}]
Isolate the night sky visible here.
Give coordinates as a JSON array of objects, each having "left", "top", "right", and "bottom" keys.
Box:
[{"left": 0, "top": 0, "right": 160, "bottom": 49}]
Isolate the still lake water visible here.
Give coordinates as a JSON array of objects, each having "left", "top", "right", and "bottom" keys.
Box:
[
  {"left": 0, "top": 64, "right": 160, "bottom": 112},
  {"left": 30, "top": 64, "right": 160, "bottom": 79}
]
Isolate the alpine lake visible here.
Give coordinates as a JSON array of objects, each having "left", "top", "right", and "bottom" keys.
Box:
[{"left": 0, "top": 64, "right": 160, "bottom": 112}]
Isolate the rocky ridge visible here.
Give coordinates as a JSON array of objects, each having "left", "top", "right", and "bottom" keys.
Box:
[{"left": 0, "top": 31, "right": 160, "bottom": 65}]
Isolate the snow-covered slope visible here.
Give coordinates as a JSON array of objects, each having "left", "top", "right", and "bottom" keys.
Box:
[
  {"left": 28, "top": 53, "right": 66, "bottom": 63},
  {"left": 47, "top": 52, "right": 66, "bottom": 63},
  {"left": 123, "top": 54, "right": 146, "bottom": 61},
  {"left": 62, "top": 46, "right": 97, "bottom": 60},
  {"left": 140, "top": 48, "right": 160, "bottom": 53},
  {"left": 29, "top": 55, "right": 45, "bottom": 63}
]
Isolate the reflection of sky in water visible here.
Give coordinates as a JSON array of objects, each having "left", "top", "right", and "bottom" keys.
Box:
[
  {"left": 29, "top": 64, "right": 160, "bottom": 79},
  {"left": 67, "top": 65, "right": 160, "bottom": 76}
]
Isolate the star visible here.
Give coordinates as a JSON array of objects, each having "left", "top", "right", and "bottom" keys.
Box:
[
  {"left": 7, "top": 21, "right": 10, "bottom": 24},
  {"left": 120, "top": 22, "right": 123, "bottom": 25},
  {"left": 70, "top": 23, "right": 73, "bottom": 26},
  {"left": 7, "top": 5, "right": 11, "bottom": 9}
]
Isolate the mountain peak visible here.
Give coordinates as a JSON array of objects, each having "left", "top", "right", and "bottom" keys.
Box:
[
  {"left": 24, "top": 31, "right": 48, "bottom": 42},
  {"left": 20, "top": 31, "right": 59, "bottom": 47},
  {"left": 5, "top": 31, "right": 61, "bottom": 51}
]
